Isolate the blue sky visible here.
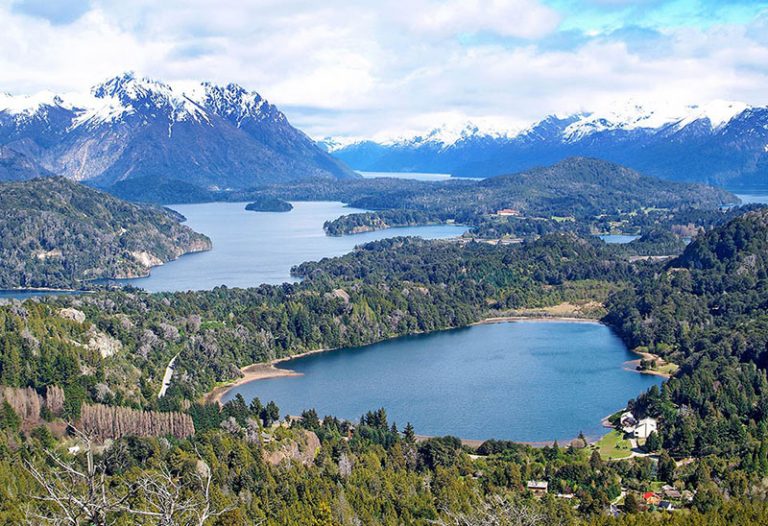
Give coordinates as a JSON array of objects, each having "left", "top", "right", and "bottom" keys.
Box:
[
  {"left": 1, "top": 0, "right": 767, "bottom": 138},
  {"left": 550, "top": 0, "right": 767, "bottom": 32}
]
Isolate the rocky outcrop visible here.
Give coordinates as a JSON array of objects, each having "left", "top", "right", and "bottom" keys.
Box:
[
  {"left": 86, "top": 327, "right": 122, "bottom": 358},
  {"left": 263, "top": 430, "right": 320, "bottom": 467},
  {"left": 59, "top": 308, "right": 86, "bottom": 324}
]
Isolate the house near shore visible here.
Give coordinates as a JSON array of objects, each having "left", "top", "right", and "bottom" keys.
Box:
[
  {"left": 527, "top": 480, "right": 548, "bottom": 497},
  {"left": 496, "top": 208, "right": 521, "bottom": 217},
  {"left": 634, "top": 418, "right": 658, "bottom": 439},
  {"left": 620, "top": 411, "right": 637, "bottom": 433}
]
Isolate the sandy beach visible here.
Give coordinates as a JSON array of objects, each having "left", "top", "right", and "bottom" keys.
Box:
[
  {"left": 474, "top": 315, "right": 600, "bottom": 325},
  {"left": 204, "top": 362, "right": 300, "bottom": 405},
  {"left": 203, "top": 347, "right": 340, "bottom": 405}
]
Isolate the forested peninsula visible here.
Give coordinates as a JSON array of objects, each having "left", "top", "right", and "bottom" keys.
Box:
[{"left": 0, "top": 177, "right": 211, "bottom": 289}]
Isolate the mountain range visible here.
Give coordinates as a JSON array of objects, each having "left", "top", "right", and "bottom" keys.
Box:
[
  {"left": 324, "top": 101, "right": 768, "bottom": 186},
  {"left": 0, "top": 73, "right": 357, "bottom": 189}
]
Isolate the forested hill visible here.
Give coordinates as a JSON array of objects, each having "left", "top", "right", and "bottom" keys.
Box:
[
  {"left": 0, "top": 177, "right": 211, "bottom": 289},
  {"left": 604, "top": 207, "right": 768, "bottom": 460},
  {"left": 347, "top": 157, "right": 735, "bottom": 216},
  {"left": 674, "top": 207, "right": 768, "bottom": 274},
  {"left": 315, "top": 158, "right": 737, "bottom": 238}
]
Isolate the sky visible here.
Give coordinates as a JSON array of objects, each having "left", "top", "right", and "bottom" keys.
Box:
[{"left": 1, "top": 0, "right": 767, "bottom": 140}]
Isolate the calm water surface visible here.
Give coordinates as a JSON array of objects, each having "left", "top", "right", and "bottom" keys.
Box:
[
  {"left": 224, "top": 321, "right": 661, "bottom": 442},
  {"left": 117, "top": 201, "right": 467, "bottom": 292},
  {"left": 598, "top": 234, "right": 640, "bottom": 244},
  {"left": 0, "top": 290, "right": 86, "bottom": 301},
  {"left": 357, "top": 171, "right": 482, "bottom": 181},
  {"left": 358, "top": 171, "right": 453, "bottom": 182},
  {"left": 734, "top": 190, "right": 768, "bottom": 205}
]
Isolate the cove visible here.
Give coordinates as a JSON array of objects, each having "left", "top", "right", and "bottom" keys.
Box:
[
  {"left": 223, "top": 320, "right": 662, "bottom": 442},
  {"left": 113, "top": 201, "right": 467, "bottom": 292}
]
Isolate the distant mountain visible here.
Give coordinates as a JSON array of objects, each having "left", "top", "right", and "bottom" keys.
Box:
[
  {"left": 0, "top": 145, "right": 54, "bottom": 181},
  {"left": 0, "top": 73, "right": 358, "bottom": 190},
  {"left": 0, "top": 177, "right": 211, "bottom": 289},
  {"left": 327, "top": 101, "right": 768, "bottom": 186}
]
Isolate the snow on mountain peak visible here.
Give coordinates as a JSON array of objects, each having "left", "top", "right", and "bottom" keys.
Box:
[
  {"left": 384, "top": 121, "right": 518, "bottom": 148},
  {"left": 676, "top": 100, "right": 749, "bottom": 129},
  {"left": 0, "top": 91, "right": 68, "bottom": 116},
  {"left": 562, "top": 99, "right": 750, "bottom": 140},
  {"left": 0, "top": 73, "right": 282, "bottom": 132}
]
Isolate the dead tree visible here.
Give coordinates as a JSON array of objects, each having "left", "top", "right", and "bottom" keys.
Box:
[
  {"left": 120, "top": 457, "right": 234, "bottom": 526},
  {"left": 23, "top": 428, "right": 132, "bottom": 526},
  {"left": 433, "top": 495, "right": 556, "bottom": 526}
]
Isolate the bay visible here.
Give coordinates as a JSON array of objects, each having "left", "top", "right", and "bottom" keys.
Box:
[
  {"left": 116, "top": 201, "right": 467, "bottom": 292},
  {"left": 224, "top": 320, "right": 661, "bottom": 442}
]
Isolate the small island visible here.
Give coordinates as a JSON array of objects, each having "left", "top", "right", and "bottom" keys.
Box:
[{"left": 245, "top": 197, "right": 293, "bottom": 212}]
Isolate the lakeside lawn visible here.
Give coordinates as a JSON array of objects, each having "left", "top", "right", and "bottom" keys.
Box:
[{"left": 596, "top": 430, "right": 633, "bottom": 460}]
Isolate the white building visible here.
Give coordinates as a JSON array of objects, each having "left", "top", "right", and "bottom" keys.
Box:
[{"left": 634, "top": 418, "right": 658, "bottom": 439}]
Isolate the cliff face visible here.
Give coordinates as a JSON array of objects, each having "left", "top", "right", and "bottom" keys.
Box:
[{"left": 0, "top": 177, "right": 211, "bottom": 289}]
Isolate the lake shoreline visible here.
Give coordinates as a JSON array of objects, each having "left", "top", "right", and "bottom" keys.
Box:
[
  {"left": 204, "top": 314, "right": 610, "bottom": 409},
  {"left": 622, "top": 349, "right": 676, "bottom": 379},
  {"left": 205, "top": 315, "right": 603, "bottom": 404},
  {"left": 0, "top": 287, "right": 85, "bottom": 293},
  {"left": 413, "top": 433, "right": 601, "bottom": 450}
]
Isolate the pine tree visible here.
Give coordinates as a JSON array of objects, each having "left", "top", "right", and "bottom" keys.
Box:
[
  {"left": 1, "top": 342, "right": 21, "bottom": 387},
  {"left": 404, "top": 422, "right": 416, "bottom": 443}
]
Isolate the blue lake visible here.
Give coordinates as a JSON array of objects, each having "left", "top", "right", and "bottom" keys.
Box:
[
  {"left": 0, "top": 290, "right": 86, "bottom": 301},
  {"left": 223, "top": 320, "right": 661, "bottom": 442},
  {"left": 357, "top": 171, "right": 481, "bottom": 182},
  {"left": 358, "top": 171, "right": 453, "bottom": 182},
  {"left": 113, "top": 201, "right": 467, "bottom": 292},
  {"left": 734, "top": 191, "right": 768, "bottom": 205},
  {"left": 598, "top": 234, "right": 640, "bottom": 244}
]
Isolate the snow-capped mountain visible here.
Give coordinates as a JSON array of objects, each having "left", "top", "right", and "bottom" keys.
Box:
[
  {"left": 0, "top": 72, "right": 357, "bottom": 191},
  {"left": 328, "top": 101, "right": 768, "bottom": 186}
]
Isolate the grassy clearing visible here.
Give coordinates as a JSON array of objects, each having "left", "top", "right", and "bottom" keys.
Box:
[{"left": 596, "top": 430, "right": 633, "bottom": 460}]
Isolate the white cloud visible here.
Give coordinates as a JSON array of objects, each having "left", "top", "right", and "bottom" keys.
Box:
[
  {"left": 395, "top": 0, "right": 561, "bottom": 39},
  {"left": 0, "top": 1, "right": 767, "bottom": 139}
]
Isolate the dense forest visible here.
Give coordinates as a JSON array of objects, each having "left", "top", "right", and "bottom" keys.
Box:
[
  {"left": 0, "top": 178, "right": 211, "bottom": 289},
  {"left": 604, "top": 208, "right": 768, "bottom": 460},
  {"left": 1, "top": 201, "right": 768, "bottom": 523},
  {"left": 300, "top": 158, "right": 739, "bottom": 248}
]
